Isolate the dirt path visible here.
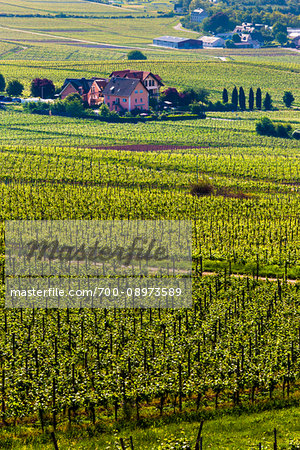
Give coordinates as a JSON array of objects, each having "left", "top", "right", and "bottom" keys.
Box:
[
  {"left": 201, "top": 271, "right": 298, "bottom": 284},
  {"left": 173, "top": 23, "right": 199, "bottom": 34}
]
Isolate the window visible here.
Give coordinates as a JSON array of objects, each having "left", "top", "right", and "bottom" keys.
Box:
[
  {"left": 107, "top": 95, "right": 110, "bottom": 100},
  {"left": 140, "top": 90, "right": 143, "bottom": 93},
  {"left": 140, "top": 98, "right": 143, "bottom": 102},
  {"left": 123, "top": 98, "right": 127, "bottom": 102},
  {"left": 107, "top": 102, "right": 110, "bottom": 107},
  {"left": 135, "top": 90, "right": 138, "bottom": 93},
  {"left": 145, "top": 80, "right": 148, "bottom": 86},
  {"left": 135, "top": 99, "right": 137, "bottom": 103}
]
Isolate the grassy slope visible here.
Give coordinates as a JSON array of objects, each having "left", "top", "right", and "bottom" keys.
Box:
[{"left": 1, "top": 406, "right": 299, "bottom": 449}]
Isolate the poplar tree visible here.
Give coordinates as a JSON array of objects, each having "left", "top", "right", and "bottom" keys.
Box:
[
  {"left": 256, "top": 88, "right": 262, "bottom": 109},
  {"left": 249, "top": 87, "right": 254, "bottom": 110},
  {"left": 232, "top": 86, "right": 238, "bottom": 110},
  {"left": 222, "top": 88, "right": 228, "bottom": 103},
  {"left": 239, "top": 87, "right": 246, "bottom": 110}
]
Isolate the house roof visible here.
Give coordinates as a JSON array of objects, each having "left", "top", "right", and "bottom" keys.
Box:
[
  {"left": 109, "top": 69, "right": 164, "bottom": 86},
  {"left": 154, "top": 36, "right": 194, "bottom": 43},
  {"left": 91, "top": 78, "right": 108, "bottom": 90},
  {"left": 61, "top": 78, "right": 94, "bottom": 95},
  {"left": 103, "top": 77, "right": 147, "bottom": 97}
]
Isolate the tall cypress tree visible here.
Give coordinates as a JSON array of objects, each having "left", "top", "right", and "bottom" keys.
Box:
[
  {"left": 263, "top": 92, "right": 273, "bottom": 110},
  {"left": 222, "top": 88, "right": 228, "bottom": 103},
  {"left": 232, "top": 86, "right": 238, "bottom": 110},
  {"left": 256, "top": 88, "right": 262, "bottom": 110},
  {"left": 0, "top": 74, "right": 5, "bottom": 92},
  {"left": 239, "top": 87, "right": 246, "bottom": 110},
  {"left": 249, "top": 87, "right": 254, "bottom": 110}
]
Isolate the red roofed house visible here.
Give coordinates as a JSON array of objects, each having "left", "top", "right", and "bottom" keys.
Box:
[
  {"left": 59, "top": 78, "right": 94, "bottom": 102},
  {"left": 109, "top": 69, "right": 163, "bottom": 98},
  {"left": 87, "top": 78, "right": 108, "bottom": 106},
  {"left": 103, "top": 77, "right": 149, "bottom": 113}
]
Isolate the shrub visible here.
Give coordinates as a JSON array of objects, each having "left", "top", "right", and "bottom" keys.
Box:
[
  {"left": 190, "top": 182, "right": 214, "bottom": 197},
  {"left": 23, "top": 101, "right": 50, "bottom": 115},
  {"left": 6, "top": 80, "right": 24, "bottom": 96},
  {"left": 65, "top": 99, "right": 85, "bottom": 117},
  {"left": 276, "top": 123, "right": 292, "bottom": 138},
  {"left": 127, "top": 50, "right": 147, "bottom": 60},
  {"left": 256, "top": 117, "right": 292, "bottom": 138},
  {"left": 50, "top": 101, "right": 66, "bottom": 116},
  {"left": 256, "top": 117, "right": 276, "bottom": 136},
  {"left": 190, "top": 102, "right": 204, "bottom": 116}
]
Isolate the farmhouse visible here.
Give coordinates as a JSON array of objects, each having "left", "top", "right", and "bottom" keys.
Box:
[
  {"left": 153, "top": 36, "right": 203, "bottom": 49},
  {"left": 59, "top": 78, "right": 94, "bottom": 102},
  {"left": 109, "top": 69, "right": 164, "bottom": 97},
  {"left": 201, "top": 36, "right": 225, "bottom": 48},
  {"left": 103, "top": 77, "right": 149, "bottom": 112},
  {"left": 190, "top": 8, "right": 208, "bottom": 23},
  {"left": 87, "top": 78, "right": 108, "bottom": 106}
]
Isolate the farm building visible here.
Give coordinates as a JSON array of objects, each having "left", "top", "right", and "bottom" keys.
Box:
[
  {"left": 103, "top": 77, "right": 149, "bottom": 113},
  {"left": 190, "top": 8, "right": 208, "bottom": 23},
  {"left": 153, "top": 36, "right": 203, "bottom": 49},
  {"left": 201, "top": 36, "right": 225, "bottom": 48}
]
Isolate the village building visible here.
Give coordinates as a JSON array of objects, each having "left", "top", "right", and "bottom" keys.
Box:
[
  {"left": 237, "top": 33, "right": 261, "bottom": 48},
  {"left": 190, "top": 8, "right": 208, "bottom": 23},
  {"left": 174, "top": 3, "right": 184, "bottom": 14},
  {"left": 102, "top": 77, "right": 149, "bottom": 113},
  {"left": 59, "top": 78, "right": 94, "bottom": 102},
  {"left": 87, "top": 78, "right": 108, "bottom": 106},
  {"left": 153, "top": 36, "right": 203, "bottom": 49},
  {"left": 109, "top": 69, "right": 163, "bottom": 97},
  {"left": 291, "top": 36, "right": 300, "bottom": 47},
  {"left": 201, "top": 36, "right": 225, "bottom": 48}
]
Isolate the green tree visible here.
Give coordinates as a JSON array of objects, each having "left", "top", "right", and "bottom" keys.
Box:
[
  {"left": 203, "top": 12, "right": 231, "bottom": 33},
  {"left": 276, "top": 32, "right": 288, "bottom": 45},
  {"left": 232, "top": 33, "right": 241, "bottom": 43},
  {"left": 0, "top": 74, "right": 5, "bottom": 92},
  {"left": 225, "top": 40, "right": 235, "bottom": 48},
  {"left": 6, "top": 80, "right": 24, "bottom": 96},
  {"left": 249, "top": 87, "right": 254, "bottom": 110},
  {"left": 127, "top": 50, "right": 147, "bottom": 60},
  {"left": 256, "top": 117, "right": 276, "bottom": 136},
  {"left": 272, "top": 22, "right": 287, "bottom": 37},
  {"left": 65, "top": 99, "right": 85, "bottom": 117},
  {"left": 256, "top": 88, "right": 262, "bottom": 110},
  {"left": 222, "top": 88, "right": 228, "bottom": 103},
  {"left": 99, "top": 104, "right": 111, "bottom": 117},
  {"left": 283, "top": 91, "right": 295, "bottom": 107},
  {"left": 231, "top": 86, "right": 238, "bottom": 110},
  {"left": 263, "top": 92, "right": 273, "bottom": 110},
  {"left": 239, "top": 87, "right": 246, "bottom": 110}
]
